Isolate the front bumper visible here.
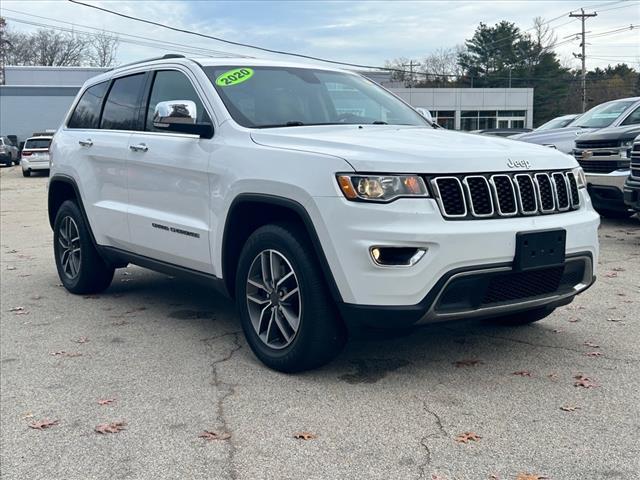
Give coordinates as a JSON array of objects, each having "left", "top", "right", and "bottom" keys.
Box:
[
  {"left": 339, "top": 253, "right": 594, "bottom": 327},
  {"left": 21, "top": 156, "right": 50, "bottom": 171},
  {"left": 585, "top": 170, "right": 630, "bottom": 212},
  {"left": 623, "top": 176, "right": 640, "bottom": 212},
  {"left": 313, "top": 190, "right": 599, "bottom": 311}
]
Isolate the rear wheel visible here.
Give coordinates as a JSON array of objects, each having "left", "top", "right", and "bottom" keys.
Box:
[
  {"left": 54, "top": 200, "right": 114, "bottom": 294},
  {"left": 22, "top": 169, "right": 30, "bottom": 177},
  {"left": 236, "top": 223, "right": 346, "bottom": 372},
  {"left": 488, "top": 306, "right": 555, "bottom": 326}
]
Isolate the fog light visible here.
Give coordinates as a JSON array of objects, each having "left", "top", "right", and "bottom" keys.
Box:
[{"left": 369, "top": 247, "right": 426, "bottom": 266}]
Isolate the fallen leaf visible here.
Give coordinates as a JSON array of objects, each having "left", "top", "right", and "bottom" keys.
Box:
[
  {"left": 584, "top": 351, "right": 603, "bottom": 357},
  {"left": 516, "top": 474, "right": 548, "bottom": 480},
  {"left": 199, "top": 430, "right": 231, "bottom": 441},
  {"left": 6, "top": 266, "right": 16, "bottom": 270},
  {"left": 604, "top": 272, "right": 618, "bottom": 278},
  {"left": 568, "top": 317, "right": 580, "bottom": 323},
  {"left": 95, "top": 421, "right": 126, "bottom": 434},
  {"left": 111, "top": 320, "right": 129, "bottom": 326},
  {"left": 547, "top": 372, "right": 558, "bottom": 380},
  {"left": 9, "top": 306, "right": 24, "bottom": 312},
  {"left": 607, "top": 318, "right": 624, "bottom": 323},
  {"left": 560, "top": 405, "right": 580, "bottom": 412},
  {"left": 612, "top": 267, "right": 625, "bottom": 272},
  {"left": 616, "top": 292, "right": 626, "bottom": 297},
  {"left": 293, "top": 431, "right": 317, "bottom": 440},
  {"left": 574, "top": 374, "right": 599, "bottom": 388},
  {"left": 453, "top": 359, "right": 483, "bottom": 368},
  {"left": 512, "top": 370, "right": 533, "bottom": 377},
  {"left": 29, "top": 419, "right": 59, "bottom": 430},
  {"left": 552, "top": 329, "right": 564, "bottom": 333},
  {"left": 49, "top": 351, "right": 83, "bottom": 358},
  {"left": 74, "top": 336, "right": 89, "bottom": 344},
  {"left": 21, "top": 412, "right": 34, "bottom": 420},
  {"left": 455, "top": 432, "right": 481, "bottom": 443},
  {"left": 584, "top": 341, "right": 600, "bottom": 348},
  {"left": 7, "top": 249, "right": 18, "bottom": 253},
  {"left": 97, "top": 398, "right": 116, "bottom": 406}
]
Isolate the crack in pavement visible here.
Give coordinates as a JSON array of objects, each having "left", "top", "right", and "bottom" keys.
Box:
[
  {"left": 204, "top": 331, "right": 242, "bottom": 480},
  {"left": 417, "top": 401, "right": 448, "bottom": 480}
]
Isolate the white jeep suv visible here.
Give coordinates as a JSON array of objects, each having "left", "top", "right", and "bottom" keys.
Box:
[{"left": 48, "top": 55, "right": 599, "bottom": 372}]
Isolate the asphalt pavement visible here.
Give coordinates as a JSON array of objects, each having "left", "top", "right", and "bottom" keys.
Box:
[{"left": 1, "top": 164, "right": 639, "bottom": 480}]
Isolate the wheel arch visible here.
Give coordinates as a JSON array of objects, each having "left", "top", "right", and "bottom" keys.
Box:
[
  {"left": 221, "top": 194, "right": 343, "bottom": 303},
  {"left": 48, "top": 175, "right": 95, "bottom": 243}
]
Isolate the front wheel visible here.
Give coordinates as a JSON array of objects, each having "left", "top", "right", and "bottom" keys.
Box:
[
  {"left": 236, "top": 223, "right": 346, "bottom": 372},
  {"left": 53, "top": 200, "right": 114, "bottom": 294}
]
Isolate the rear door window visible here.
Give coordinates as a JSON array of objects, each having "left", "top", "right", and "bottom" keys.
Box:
[
  {"left": 100, "top": 73, "right": 146, "bottom": 131},
  {"left": 68, "top": 81, "right": 109, "bottom": 129}
]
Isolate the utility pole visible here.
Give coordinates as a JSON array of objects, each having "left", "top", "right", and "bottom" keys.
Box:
[
  {"left": 569, "top": 8, "right": 597, "bottom": 112},
  {"left": 402, "top": 60, "right": 419, "bottom": 88}
]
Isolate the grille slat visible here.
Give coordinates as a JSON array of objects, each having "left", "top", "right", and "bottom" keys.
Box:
[
  {"left": 464, "top": 176, "right": 493, "bottom": 217},
  {"left": 432, "top": 170, "right": 580, "bottom": 220},
  {"left": 552, "top": 172, "right": 570, "bottom": 211},
  {"left": 491, "top": 175, "right": 517, "bottom": 215},
  {"left": 514, "top": 174, "right": 538, "bottom": 214},
  {"left": 433, "top": 177, "right": 466, "bottom": 217}
]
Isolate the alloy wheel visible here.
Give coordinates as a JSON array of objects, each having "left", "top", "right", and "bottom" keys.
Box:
[
  {"left": 246, "top": 249, "right": 302, "bottom": 349},
  {"left": 58, "top": 216, "right": 81, "bottom": 279}
]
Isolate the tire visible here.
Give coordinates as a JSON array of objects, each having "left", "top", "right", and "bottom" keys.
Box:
[
  {"left": 235, "top": 223, "right": 346, "bottom": 372},
  {"left": 487, "top": 306, "right": 555, "bottom": 326},
  {"left": 13, "top": 158, "right": 20, "bottom": 166},
  {"left": 597, "top": 208, "right": 634, "bottom": 219},
  {"left": 53, "top": 200, "right": 114, "bottom": 294},
  {"left": 22, "top": 169, "right": 30, "bottom": 177}
]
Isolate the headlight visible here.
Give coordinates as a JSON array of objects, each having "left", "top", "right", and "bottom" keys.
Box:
[
  {"left": 336, "top": 174, "right": 429, "bottom": 202},
  {"left": 621, "top": 140, "right": 634, "bottom": 147},
  {"left": 571, "top": 166, "right": 587, "bottom": 189}
]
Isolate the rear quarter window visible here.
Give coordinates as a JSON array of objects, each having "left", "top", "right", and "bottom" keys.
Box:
[
  {"left": 24, "top": 138, "right": 52, "bottom": 149},
  {"left": 68, "top": 81, "right": 109, "bottom": 129}
]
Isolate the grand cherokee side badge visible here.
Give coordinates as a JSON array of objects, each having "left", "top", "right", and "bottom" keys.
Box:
[{"left": 507, "top": 159, "right": 531, "bottom": 169}]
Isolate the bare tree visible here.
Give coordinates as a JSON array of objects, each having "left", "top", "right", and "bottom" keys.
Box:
[
  {"left": 533, "top": 16, "right": 557, "bottom": 51},
  {"left": 89, "top": 31, "right": 119, "bottom": 67},
  {"left": 384, "top": 57, "right": 420, "bottom": 85}
]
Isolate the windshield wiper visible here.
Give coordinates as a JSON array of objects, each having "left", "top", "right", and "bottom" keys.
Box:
[{"left": 371, "top": 121, "right": 388, "bottom": 125}]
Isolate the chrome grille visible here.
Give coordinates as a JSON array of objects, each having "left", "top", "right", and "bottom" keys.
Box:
[
  {"left": 631, "top": 143, "right": 640, "bottom": 180},
  {"left": 430, "top": 170, "right": 580, "bottom": 220}
]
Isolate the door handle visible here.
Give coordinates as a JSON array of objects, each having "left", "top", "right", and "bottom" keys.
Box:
[
  {"left": 78, "top": 139, "right": 93, "bottom": 147},
  {"left": 129, "top": 143, "right": 148, "bottom": 152}
]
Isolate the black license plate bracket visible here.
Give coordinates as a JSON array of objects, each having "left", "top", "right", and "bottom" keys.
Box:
[{"left": 515, "top": 229, "right": 566, "bottom": 271}]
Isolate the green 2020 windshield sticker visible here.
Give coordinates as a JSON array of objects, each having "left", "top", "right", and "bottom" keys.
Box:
[{"left": 215, "top": 68, "right": 254, "bottom": 87}]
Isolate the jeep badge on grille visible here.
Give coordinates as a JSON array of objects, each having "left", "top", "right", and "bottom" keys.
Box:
[{"left": 507, "top": 159, "right": 531, "bottom": 169}]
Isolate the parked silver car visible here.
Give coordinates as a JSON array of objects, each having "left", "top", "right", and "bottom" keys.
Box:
[
  {"left": 534, "top": 114, "right": 579, "bottom": 132},
  {"left": 512, "top": 97, "right": 640, "bottom": 153},
  {"left": 0, "top": 136, "right": 19, "bottom": 166}
]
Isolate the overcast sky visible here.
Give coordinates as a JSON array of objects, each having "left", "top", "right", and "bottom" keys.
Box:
[{"left": 2, "top": 0, "right": 639, "bottom": 71}]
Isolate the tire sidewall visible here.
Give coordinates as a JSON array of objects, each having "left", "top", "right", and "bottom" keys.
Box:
[
  {"left": 53, "top": 201, "right": 89, "bottom": 292},
  {"left": 235, "top": 224, "right": 344, "bottom": 371}
]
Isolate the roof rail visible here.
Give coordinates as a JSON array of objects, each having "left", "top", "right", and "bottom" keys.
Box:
[{"left": 110, "top": 54, "right": 186, "bottom": 70}]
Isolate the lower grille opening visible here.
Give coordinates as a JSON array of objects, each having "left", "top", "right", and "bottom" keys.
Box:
[{"left": 435, "top": 260, "right": 587, "bottom": 313}]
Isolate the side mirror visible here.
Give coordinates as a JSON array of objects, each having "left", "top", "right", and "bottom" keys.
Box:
[
  {"left": 415, "top": 107, "right": 434, "bottom": 123},
  {"left": 153, "top": 100, "right": 213, "bottom": 138}
]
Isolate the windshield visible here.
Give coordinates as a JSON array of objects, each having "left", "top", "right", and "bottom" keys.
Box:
[
  {"left": 205, "top": 66, "right": 427, "bottom": 128},
  {"left": 536, "top": 116, "right": 576, "bottom": 131},
  {"left": 24, "top": 138, "right": 51, "bottom": 149},
  {"left": 573, "top": 100, "right": 635, "bottom": 128}
]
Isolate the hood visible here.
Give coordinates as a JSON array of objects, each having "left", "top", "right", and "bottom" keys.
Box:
[
  {"left": 575, "top": 124, "right": 640, "bottom": 142},
  {"left": 250, "top": 125, "right": 577, "bottom": 173},
  {"left": 510, "top": 126, "right": 596, "bottom": 143}
]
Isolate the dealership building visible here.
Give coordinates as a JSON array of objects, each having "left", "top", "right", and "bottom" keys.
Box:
[{"left": 1, "top": 65, "right": 534, "bottom": 143}]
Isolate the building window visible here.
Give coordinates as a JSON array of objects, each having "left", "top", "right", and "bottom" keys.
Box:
[
  {"left": 460, "top": 110, "right": 497, "bottom": 131},
  {"left": 460, "top": 110, "right": 526, "bottom": 130},
  {"left": 433, "top": 110, "right": 455, "bottom": 129}
]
